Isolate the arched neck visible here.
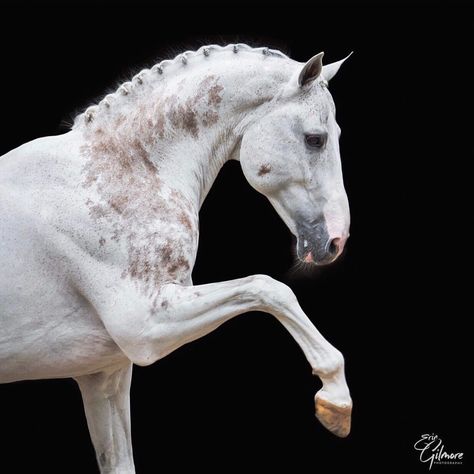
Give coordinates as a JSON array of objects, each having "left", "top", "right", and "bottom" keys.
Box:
[{"left": 80, "top": 48, "right": 294, "bottom": 210}]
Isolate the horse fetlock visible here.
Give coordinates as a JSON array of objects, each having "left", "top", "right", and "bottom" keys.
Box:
[{"left": 313, "top": 348, "right": 345, "bottom": 379}]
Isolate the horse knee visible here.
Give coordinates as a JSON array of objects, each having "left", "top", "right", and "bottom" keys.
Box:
[{"left": 251, "top": 274, "right": 298, "bottom": 310}]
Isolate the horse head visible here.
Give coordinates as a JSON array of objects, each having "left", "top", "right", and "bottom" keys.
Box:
[{"left": 240, "top": 52, "right": 351, "bottom": 265}]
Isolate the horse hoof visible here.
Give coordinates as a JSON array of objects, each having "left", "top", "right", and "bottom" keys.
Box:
[{"left": 314, "top": 394, "right": 352, "bottom": 438}]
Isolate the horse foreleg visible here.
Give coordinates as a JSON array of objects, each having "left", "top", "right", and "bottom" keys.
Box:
[
  {"left": 133, "top": 275, "right": 352, "bottom": 437},
  {"left": 75, "top": 363, "right": 135, "bottom": 474}
]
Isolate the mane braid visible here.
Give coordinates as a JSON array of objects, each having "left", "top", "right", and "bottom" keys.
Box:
[{"left": 72, "top": 44, "right": 288, "bottom": 129}]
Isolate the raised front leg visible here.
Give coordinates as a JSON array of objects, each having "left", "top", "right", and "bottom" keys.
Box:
[
  {"left": 107, "top": 275, "right": 351, "bottom": 437},
  {"left": 75, "top": 363, "right": 135, "bottom": 474}
]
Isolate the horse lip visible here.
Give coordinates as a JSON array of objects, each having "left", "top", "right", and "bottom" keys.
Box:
[
  {"left": 297, "top": 247, "right": 322, "bottom": 265},
  {"left": 302, "top": 253, "right": 335, "bottom": 266},
  {"left": 303, "top": 251, "right": 314, "bottom": 263}
]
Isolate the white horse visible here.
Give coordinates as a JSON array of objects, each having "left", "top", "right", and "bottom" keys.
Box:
[{"left": 0, "top": 44, "right": 352, "bottom": 473}]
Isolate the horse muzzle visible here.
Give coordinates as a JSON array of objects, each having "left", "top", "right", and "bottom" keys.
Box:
[{"left": 296, "top": 219, "right": 347, "bottom": 265}]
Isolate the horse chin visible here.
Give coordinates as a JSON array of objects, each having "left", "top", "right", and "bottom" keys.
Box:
[
  {"left": 298, "top": 250, "right": 337, "bottom": 266},
  {"left": 297, "top": 252, "right": 319, "bottom": 266}
]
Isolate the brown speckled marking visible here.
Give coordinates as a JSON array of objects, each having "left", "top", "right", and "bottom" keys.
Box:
[
  {"left": 207, "top": 81, "right": 223, "bottom": 106},
  {"left": 258, "top": 164, "right": 271, "bottom": 176},
  {"left": 78, "top": 77, "right": 224, "bottom": 294},
  {"left": 153, "top": 75, "right": 224, "bottom": 139},
  {"left": 168, "top": 256, "right": 190, "bottom": 275},
  {"left": 99, "top": 237, "right": 106, "bottom": 247},
  {"left": 178, "top": 210, "right": 193, "bottom": 231}
]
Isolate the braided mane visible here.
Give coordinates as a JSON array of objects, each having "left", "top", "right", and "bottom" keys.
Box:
[{"left": 72, "top": 43, "right": 288, "bottom": 129}]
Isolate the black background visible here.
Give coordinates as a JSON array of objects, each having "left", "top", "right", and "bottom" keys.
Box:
[{"left": 0, "top": 3, "right": 471, "bottom": 472}]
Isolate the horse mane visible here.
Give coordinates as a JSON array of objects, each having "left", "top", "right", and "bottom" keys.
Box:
[{"left": 71, "top": 43, "right": 289, "bottom": 130}]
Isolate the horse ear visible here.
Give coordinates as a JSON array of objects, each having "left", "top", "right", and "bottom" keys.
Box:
[
  {"left": 298, "top": 52, "right": 324, "bottom": 87},
  {"left": 322, "top": 52, "right": 353, "bottom": 82}
]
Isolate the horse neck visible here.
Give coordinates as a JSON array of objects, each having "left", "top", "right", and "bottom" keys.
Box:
[{"left": 80, "top": 49, "right": 293, "bottom": 210}]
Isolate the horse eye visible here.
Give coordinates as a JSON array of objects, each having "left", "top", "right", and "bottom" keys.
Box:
[{"left": 305, "top": 133, "right": 326, "bottom": 149}]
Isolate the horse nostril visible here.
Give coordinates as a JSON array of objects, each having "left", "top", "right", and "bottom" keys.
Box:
[{"left": 328, "top": 238, "right": 340, "bottom": 256}]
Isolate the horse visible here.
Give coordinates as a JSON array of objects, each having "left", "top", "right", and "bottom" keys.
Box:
[{"left": 0, "top": 43, "right": 352, "bottom": 473}]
